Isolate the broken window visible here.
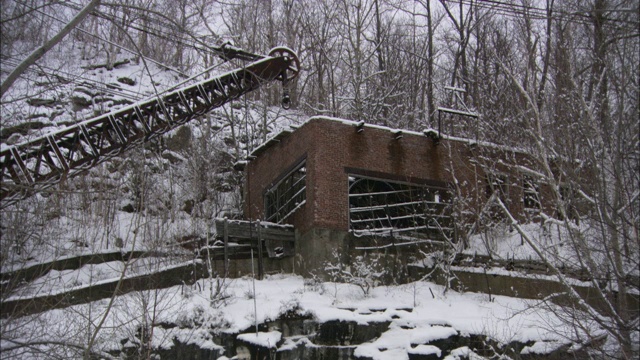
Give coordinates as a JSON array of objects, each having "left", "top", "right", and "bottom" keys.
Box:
[
  {"left": 523, "top": 176, "right": 540, "bottom": 210},
  {"left": 348, "top": 176, "right": 453, "bottom": 240},
  {"left": 265, "top": 162, "right": 306, "bottom": 224}
]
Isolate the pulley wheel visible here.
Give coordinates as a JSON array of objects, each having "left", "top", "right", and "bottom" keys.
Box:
[{"left": 268, "top": 47, "right": 301, "bottom": 81}]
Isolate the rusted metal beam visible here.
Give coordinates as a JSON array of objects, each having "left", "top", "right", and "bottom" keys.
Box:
[{"left": 1, "top": 48, "right": 300, "bottom": 207}]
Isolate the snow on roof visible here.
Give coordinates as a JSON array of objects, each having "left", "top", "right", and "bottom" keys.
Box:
[
  {"left": 247, "top": 128, "right": 294, "bottom": 159},
  {"left": 245, "top": 115, "right": 530, "bottom": 162}
]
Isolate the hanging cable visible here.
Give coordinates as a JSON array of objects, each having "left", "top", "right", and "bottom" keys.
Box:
[
  {"left": 16, "top": 0, "right": 191, "bottom": 78},
  {"left": 7, "top": 1, "right": 268, "bottom": 110},
  {"left": 2, "top": 57, "right": 143, "bottom": 101}
]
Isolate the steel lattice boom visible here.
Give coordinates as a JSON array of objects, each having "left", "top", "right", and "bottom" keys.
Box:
[{"left": 1, "top": 47, "right": 300, "bottom": 208}]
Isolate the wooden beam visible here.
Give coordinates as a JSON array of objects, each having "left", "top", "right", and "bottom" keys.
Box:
[{"left": 215, "top": 219, "right": 295, "bottom": 242}]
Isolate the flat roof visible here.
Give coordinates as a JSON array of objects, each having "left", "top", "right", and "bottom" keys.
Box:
[{"left": 246, "top": 116, "right": 530, "bottom": 161}]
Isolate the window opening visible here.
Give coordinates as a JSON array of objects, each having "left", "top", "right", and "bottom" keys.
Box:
[
  {"left": 265, "top": 162, "right": 306, "bottom": 224},
  {"left": 523, "top": 176, "right": 540, "bottom": 210},
  {"left": 348, "top": 176, "right": 453, "bottom": 240}
]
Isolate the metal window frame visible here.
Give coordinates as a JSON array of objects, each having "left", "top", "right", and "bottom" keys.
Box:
[
  {"left": 264, "top": 160, "right": 306, "bottom": 223},
  {"left": 348, "top": 175, "right": 453, "bottom": 238}
]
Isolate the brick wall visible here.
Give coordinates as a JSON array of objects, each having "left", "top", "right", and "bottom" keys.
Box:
[
  {"left": 245, "top": 117, "right": 554, "bottom": 235},
  {"left": 244, "top": 121, "right": 319, "bottom": 234}
]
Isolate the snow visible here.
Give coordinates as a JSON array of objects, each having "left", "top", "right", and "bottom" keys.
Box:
[
  {"left": 521, "top": 341, "right": 564, "bottom": 355},
  {"left": 408, "top": 344, "right": 442, "bottom": 356},
  {"left": 354, "top": 326, "right": 452, "bottom": 359},
  {"left": 443, "top": 346, "right": 488, "bottom": 360},
  {"left": 462, "top": 222, "right": 589, "bottom": 267},
  {"left": 445, "top": 346, "right": 471, "bottom": 358},
  {"left": 1, "top": 15, "right": 634, "bottom": 358},
  {"left": 355, "top": 346, "right": 409, "bottom": 360},
  {"left": 0, "top": 269, "right": 608, "bottom": 359},
  {"left": 448, "top": 265, "right": 593, "bottom": 287},
  {"left": 410, "top": 325, "right": 459, "bottom": 344},
  {"left": 237, "top": 331, "right": 282, "bottom": 348},
  {"left": 13, "top": 260, "right": 126, "bottom": 297},
  {"left": 0, "top": 203, "right": 204, "bottom": 274},
  {"left": 4, "top": 259, "right": 201, "bottom": 301}
]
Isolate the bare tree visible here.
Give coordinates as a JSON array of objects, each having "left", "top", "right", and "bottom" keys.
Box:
[
  {"left": 489, "top": 1, "right": 639, "bottom": 356},
  {"left": 1, "top": 0, "right": 101, "bottom": 97}
]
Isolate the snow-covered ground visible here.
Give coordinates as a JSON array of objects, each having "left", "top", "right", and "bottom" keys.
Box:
[
  {"left": 465, "top": 223, "right": 568, "bottom": 261},
  {"left": 1, "top": 274, "right": 603, "bottom": 360},
  {"left": 4, "top": 256, "right": 195, "bottom": 300},
  {"left": 463, "top": 221, "right": 614, "bottom": 272}
]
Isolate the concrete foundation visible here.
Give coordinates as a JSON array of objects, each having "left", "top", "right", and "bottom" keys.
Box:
[{"left": 295, "top": 228, "right": 351, "bottom": 277}]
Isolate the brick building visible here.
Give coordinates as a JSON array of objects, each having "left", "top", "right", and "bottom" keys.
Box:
[{"left": 242, "top": 116, "right": 554, "bottom": 275}]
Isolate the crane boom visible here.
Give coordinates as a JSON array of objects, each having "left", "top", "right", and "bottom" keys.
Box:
[{"left": 0, "top": 47, "right": 300, "bottom": 208}]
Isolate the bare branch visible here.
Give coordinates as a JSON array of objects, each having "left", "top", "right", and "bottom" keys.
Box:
[{"left": 1, "top": 0, "right": 101, "bottom": 98}]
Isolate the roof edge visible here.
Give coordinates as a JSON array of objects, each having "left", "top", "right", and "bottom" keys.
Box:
[{"left": 245, "top": 115, "right": 531, "bottom": 163}]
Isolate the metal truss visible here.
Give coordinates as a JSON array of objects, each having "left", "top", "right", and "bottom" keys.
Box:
[{"left": 1, "top": 48, "right": 300, "bottom": 208}]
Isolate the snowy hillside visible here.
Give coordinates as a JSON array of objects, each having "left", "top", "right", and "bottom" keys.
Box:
[
  {"left": 0, "top": 274, "right": 606, "bottom": 359},
  {"left": 2, "top": 0, "right": 638, "bottom": 359}
]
